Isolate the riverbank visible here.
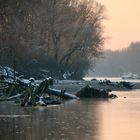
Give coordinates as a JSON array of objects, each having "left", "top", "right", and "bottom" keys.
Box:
[{"left": 53, "top": 80, "right": 140, "bottom": 93}]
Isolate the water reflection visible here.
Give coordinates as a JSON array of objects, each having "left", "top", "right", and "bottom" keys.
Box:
[
  {"left": 1, "top": 90, "right": 140, "bottom": 140},
  {"left": 0, "top": 99, "right": 104, "bottom": 140}
]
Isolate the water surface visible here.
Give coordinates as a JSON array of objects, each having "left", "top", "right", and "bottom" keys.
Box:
[{"left": 0, "top": 90, "right": 140, "bottom": 140}]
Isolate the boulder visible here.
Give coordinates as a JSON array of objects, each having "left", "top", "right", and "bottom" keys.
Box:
[{"left": 76, "top": 85, "right": 117, "bottom": 98}]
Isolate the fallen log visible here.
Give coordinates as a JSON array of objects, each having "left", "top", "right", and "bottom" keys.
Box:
[
  {"left": 7, "top": 93, "right": 21, "bottom": 100},
  {"left": 47, "top": 88, "right": 78, "bottom": 100},
  {"left": 0, "top": 85, "right": 9, "bottom": 90},
  {"left": 0, "top": 93, "right": 22, "bottom": 101}
]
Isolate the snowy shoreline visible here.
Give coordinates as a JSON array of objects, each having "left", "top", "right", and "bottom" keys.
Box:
[{"left": 53, "top": 79, "right": 140, "bottom": 93}]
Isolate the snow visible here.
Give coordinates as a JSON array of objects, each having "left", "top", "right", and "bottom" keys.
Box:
[
  {"left": 64, "top": 92, "right": 77, "bottom": 99},
  {"left": 49, "top": 88, "right": 61, "bottom": 93},
  {"left": 20, "top": 79, "right": 30, "bottom": 84},
  {"left": 49, "top": 88, "right": 78, "bottom": 99},
  {"left": 0, "top": 66, "right": 18, "bottom": 78},
  {"left": 38, "top": 96, "right": 46, "bottom": 105}
]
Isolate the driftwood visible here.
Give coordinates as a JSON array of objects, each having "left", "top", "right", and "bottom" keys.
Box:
[
  {"left": 0, "top": 76, "right": 118, "bottom": 107},
  {"left": 0, "top": 93, "right": 22, "bottom": 101},
  {"left": 0, "top": 78, "right": 57, "bottom": 106},
  {"left": 0, "top": 85, "right": 9, "bottom": 90},
  {"left": 20, "top": 83, "right": 38, "bottom": 106},
  {"left": 20, "top": 78, "right": 78, "bottom": 106},
  {"left": 47, "top": 88, "right": 78, "bottom": 99}
]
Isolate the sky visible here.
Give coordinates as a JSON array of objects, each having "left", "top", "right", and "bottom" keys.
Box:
[{"left": 98, "top": 0, "right": 140, "bottom": 50}]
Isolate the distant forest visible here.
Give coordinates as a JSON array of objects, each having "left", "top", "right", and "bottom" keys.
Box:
[
  {"left": 0, "top": 0, "right": 105, "bottom": 79},
  {"left": 93, "top": 42, "right": 140, "bottom": 77}
]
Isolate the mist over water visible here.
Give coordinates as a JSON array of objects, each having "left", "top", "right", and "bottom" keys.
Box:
[
  {"left": 92, "top": 42, "right": 140, "bottom": 77},
  {"left": 0, "top": 90, "right": 140, "bottom": 140}
]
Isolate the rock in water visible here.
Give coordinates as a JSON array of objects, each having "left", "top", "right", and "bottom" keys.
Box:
[{"left": 76, "top": 85, "right": 117, "bottom": 98}]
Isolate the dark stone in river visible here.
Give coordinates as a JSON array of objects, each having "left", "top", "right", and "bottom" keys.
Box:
[{"left": 76, "top": 85, "right": 117, "bottom": 98}]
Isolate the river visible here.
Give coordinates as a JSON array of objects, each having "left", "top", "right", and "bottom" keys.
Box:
[{"left": 0, "top": 89, "right": 140, "bottom": 140}]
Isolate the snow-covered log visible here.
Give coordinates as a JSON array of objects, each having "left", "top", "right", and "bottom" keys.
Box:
[
  {"left": 0, "top": 93, "right": 22, "bottom": 101},
  {"left": 47, "top": 88, "right": 78, "bottom": 100}
]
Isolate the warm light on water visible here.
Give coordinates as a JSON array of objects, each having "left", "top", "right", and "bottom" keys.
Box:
[{"left": 0, "top": 90, "right": 140, "bottom": 140}]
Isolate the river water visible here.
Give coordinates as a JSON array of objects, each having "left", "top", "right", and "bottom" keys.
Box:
[{"left": 0, "top": 89, "right": 140, "bottom": 140}]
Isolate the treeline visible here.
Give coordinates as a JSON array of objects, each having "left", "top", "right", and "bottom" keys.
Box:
[
  {"left": 93, "top": 42, "right": 140, "bottom": 77},
  {"left": 0, "top": 0, "right": 105, "bottom": 79}
]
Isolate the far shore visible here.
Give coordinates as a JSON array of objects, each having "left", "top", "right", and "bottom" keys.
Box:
[{"left": 54, "top": 80, "right": 140, "bottom": 93}]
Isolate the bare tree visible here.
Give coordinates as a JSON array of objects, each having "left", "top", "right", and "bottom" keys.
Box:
[
  {"left": 58, "top": 1, "right": 105, "bottom": 74},
  {"left": 0, "top": 0, "right": 106, "bottom": 79}
]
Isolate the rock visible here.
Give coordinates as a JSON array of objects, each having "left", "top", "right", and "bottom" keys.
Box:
[
  {"left": 108, "top": 93, "right": 118, "bottom": 99},
  {"left": 119, "top": 81, "right": 134, "bottom": 89},
  {"left": 76, "top": 85, "right": 113, "bottom": 98}
]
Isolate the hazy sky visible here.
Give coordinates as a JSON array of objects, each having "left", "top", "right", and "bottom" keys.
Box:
[{"left": 98, "top": 0, "right": 140, "bottom": 50}]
